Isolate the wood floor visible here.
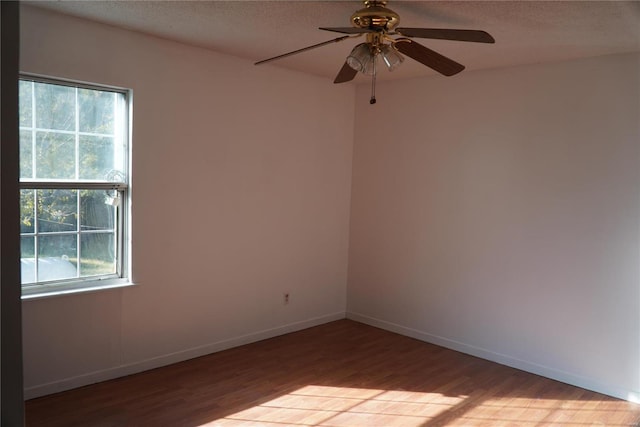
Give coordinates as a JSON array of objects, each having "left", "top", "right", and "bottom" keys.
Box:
[{"left": 26, "top": 319, "right": 640, "bottom": 427}]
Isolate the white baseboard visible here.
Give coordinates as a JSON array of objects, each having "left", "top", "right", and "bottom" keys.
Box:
[
  {"left": 25, "top": 311, "right": 346, "bottom": 400},
  {"left": 347, "top": 311, "right": 638, "bottom": 404}
]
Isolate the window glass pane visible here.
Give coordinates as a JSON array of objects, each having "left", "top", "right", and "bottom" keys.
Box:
[
  {"left": 80, "top": 233, "right": 116, "bottom": 277},
  {"left": 20, "top": 189, "right": 35, "bottom": 234},
  {"left": 36, "top": 131, "right": 75, "bottom": 179},
  {"left": 19, "top": 80, "right": 32, "bottom": 127},
  {"left": 20, "top": 130, "right": 33, "bottom": 179},
  {"left": 19, "top": 78, "right": 129, "bottom": 290},
  {"left": 79, "top": 135, "right": 114, "bottom": 180},
  {"left": 37, "top": 235, "right": 78, "bottom": 282},
  {"left": 79, "top": 89, "right": 115, "bottom": 134},
  {"left": 37, "top": 189, "right": 77, "bottom": 233},
  {"left": 35, "top": 82, "right": 75, "bottom": 131},
  {"left": 80, "top": 190, "right": 115, "bottom": 231},
  {"left": 20, "top": 236, "right": 36, "bottom": 284}
]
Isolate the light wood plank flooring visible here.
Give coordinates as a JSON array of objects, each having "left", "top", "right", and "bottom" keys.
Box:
[{"left": 26, "top": 319, "right": 640, "bottom": 426}]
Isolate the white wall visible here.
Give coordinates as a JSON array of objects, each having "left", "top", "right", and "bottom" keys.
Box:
[
  {"left": 348, "top": 53, "right": 640, "bottom": 401},
  {"left": 20, "top": 6, "right": 354, "bottom": 398}
]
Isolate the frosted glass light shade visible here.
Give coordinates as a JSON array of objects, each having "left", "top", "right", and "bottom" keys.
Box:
[
  {"left": 381, "top": 45, "right": 404, "bottom": 71},
  {"left": 347, "top": 43, "right": 373, "bottom": 74}
]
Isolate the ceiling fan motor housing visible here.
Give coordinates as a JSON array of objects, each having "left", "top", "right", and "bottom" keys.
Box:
[{"left": 351, "top": 1, "right": 400, "bottom": 32}]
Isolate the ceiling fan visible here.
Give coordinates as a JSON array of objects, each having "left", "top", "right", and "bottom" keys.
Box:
[{"left": 255, "top": 0, "right": 495, "bottom": 103}]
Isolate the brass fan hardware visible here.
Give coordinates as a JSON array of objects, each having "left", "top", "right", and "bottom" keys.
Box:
[
  {"left": 255, "top": 0, "right": 495, "bottom": 103},
  {"left": 351, "top": 1, "right": 400, "bottom": 31}
]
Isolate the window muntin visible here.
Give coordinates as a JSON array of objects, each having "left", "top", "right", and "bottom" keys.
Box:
[{"left": 19, "top": 77, "right": 129, "bottom": 293}]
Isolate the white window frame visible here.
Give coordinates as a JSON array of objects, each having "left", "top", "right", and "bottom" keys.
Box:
[{"left": 19, "top": 74, "right": 133, "bottom": 299}]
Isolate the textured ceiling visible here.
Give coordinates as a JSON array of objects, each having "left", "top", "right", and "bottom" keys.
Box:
[{"left": 26, "top": 1, "right": 640, "bottom": 82}]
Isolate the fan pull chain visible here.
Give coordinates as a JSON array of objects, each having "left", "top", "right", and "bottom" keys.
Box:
[{"left": 370, "top": 54, "right": 377, "bottom": 104}]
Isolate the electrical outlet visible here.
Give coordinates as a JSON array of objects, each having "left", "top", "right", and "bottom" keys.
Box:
[{"left": 283, "top": 293, "right": 290, "bottom": 305}]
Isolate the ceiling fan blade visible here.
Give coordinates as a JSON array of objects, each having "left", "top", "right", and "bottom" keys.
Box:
[
  {"left": 320, "top": 27, "right": 375, "bottom": 35},
  {"left": 394, "top": 39, "right": 465, "bottom": 76},
  {"left": 255, "top": 36, "right": 350, "bottom": 65},
  {"left": 395, "top": 28, "right": 495, "bottom": 43},
  {"left": 334, "top": 62, "right": 358, "bottom": 84}
]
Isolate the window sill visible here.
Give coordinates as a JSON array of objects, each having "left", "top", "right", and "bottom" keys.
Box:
[{"left": 21, "top": 278, "right": 136, "bottom": 300}]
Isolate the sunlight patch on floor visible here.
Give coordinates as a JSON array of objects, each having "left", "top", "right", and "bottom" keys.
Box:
[
  {"left": 200, "top": 385, "right": 466, "bottom": 426},
  {"left": 200, "top": 385, "right": 636, "bottom": 426}
]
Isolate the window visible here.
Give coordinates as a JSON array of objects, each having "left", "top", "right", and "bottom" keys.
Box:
[{"left": 19, "top": 76, "right": 130, "bottom": 296}]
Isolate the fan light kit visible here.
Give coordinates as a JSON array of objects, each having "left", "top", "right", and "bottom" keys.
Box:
[{"left": 256, "top": 0, "right": 495, "bottom": 104}]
